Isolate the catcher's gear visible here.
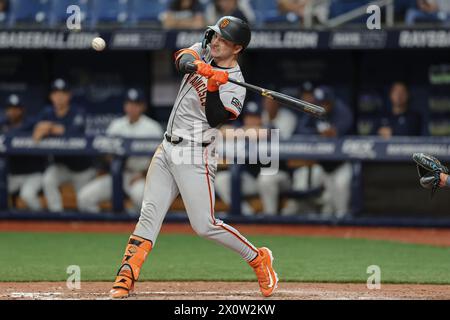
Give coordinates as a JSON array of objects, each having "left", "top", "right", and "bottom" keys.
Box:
[{"left": 412, "top": 153, "right": 449, "bottom": 197}]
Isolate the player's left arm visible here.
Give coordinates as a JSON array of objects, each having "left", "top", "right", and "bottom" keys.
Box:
[
  {"left": 213, "top": 73, "right": 245, "bottom": 121},
  {"left": 204, "top": 70, "right": 245, "bottom": 127},
  {"left": 205, "top": 92, "right": 231, "bottom": 127},
  {"left": 176, "top": 53, "right": 197, "bottom": 74},
  {"left": 174, "top": 43, "right": 216, "bottom": 78},
  {"left": 174, "top": 43, "right": 203, "bottom": 74}
]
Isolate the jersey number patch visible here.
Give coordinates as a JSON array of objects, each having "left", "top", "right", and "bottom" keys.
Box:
[{"left": 231, "top": 97, "right": 243, "bottom": 112}]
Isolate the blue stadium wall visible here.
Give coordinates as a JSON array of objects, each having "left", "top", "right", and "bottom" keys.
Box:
[{"left": 1, "top": 28, "right": 450, "bottom": 226}]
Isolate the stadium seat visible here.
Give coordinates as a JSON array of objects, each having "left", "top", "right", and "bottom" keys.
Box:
[
  {"left": 7, "top": 0, "right": 51, "bottom": 26},
  {"left": 48, "top": 0, "right": 90, "bottom": 28},
  {"left": 90, "top": 0, "right": 129, "bottom": 27},
  {"left": 396, "top": 0, "right": 418, "bottom": 12},
  {"left": 250, "top": 0, "right": 297, "bottom": 26},
  {"left": 0, "top": 2, "right": 7, "bottom": 26},
  {"left": 129, "top": 0, "right": 169, "bottom": 25},
  {"left": 329, "top": 0, "right": 372, "bottom": 23}
]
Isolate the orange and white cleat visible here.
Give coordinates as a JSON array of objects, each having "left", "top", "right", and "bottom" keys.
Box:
[
  {"left": 248, "top": 247, "right": 279, "bottom": 297},
  {"left": 110, "top": 268, "right": 135, "bottom": 299},
  {"left": 110, "top": 235, "right": 152, "bottom": 299}
]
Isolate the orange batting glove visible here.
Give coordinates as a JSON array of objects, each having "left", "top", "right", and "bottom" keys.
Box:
[
  {"left": 207, "top": 70, "right": 229, "bottom": 92},
  {"left": 193, "top": 60, "right": 214, "bottom": 78}
]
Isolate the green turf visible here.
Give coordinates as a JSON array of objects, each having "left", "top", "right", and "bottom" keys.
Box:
[{"left": 0, "top": 232, "right": 449, "bottom": 284}]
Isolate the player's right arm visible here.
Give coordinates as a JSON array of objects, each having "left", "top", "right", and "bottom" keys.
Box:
[
  {"left": 175, "top": 52, "right": 197, "bottom": 74},
  {"left": 174, "top": 43, "right": 213, "bottom": 77},
  {"left": 174, "top": 43, "right": 201, "bottom": 74}
]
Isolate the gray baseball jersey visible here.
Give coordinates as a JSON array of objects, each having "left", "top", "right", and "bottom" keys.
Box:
[
  {"left": 167, "top": 42, "right": 246, "bottom": 143},
  {"left": 133, "top": 42, "right": 259, "bottom": 263}
]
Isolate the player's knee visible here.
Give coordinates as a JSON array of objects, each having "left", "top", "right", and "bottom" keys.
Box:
[
  {"left": 42, "top": 169, "right": 58, "bottom": 187},
  {"left": 334, "top": 169, "right": 352, "bottom": 189},
  {"left": 77, "top": 188, "right": 96, "bottom": 210},
  {"left": 191, "top": 221, "right": 214, "bottom": 238},
  {"left": 334, "top": 176, "right": 350, "bottom": 190},
  {"left": 19, "top": 188, "right": 39, "bottom": 205},
  {"left": 293, "top": 165, "right": 324, "bottom": 191},
  {"left": 257, "top": 174, "right": 274, "bottom": 188}
]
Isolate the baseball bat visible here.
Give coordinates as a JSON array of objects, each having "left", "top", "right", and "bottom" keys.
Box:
[
  {"left": 227, "top": 78, "right": 326, "bottom": 118},
  {"left": 185, "top": 62, "right": 326, "bottom": 118}
]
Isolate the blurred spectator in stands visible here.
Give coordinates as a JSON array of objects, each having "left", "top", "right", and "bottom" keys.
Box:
[
  {"left": 281, "top": 81, "right": 317, "bottom": 215},
  {"left": 289, "top": 86, "right": 354, "bottom": 219},
  {"left": 215, "top": 102, "right": 265, "bottom": 216},
  {"left": 162, "top": 0, "right": 205, "bottom": 29},
  {"left": 405, "top": 0, "right": 450, "bottom": 26},
  {"left": 259, "top": 97, "right": 295, "bottom": 214},
  {"left": 0, "top": 94, "right": 45, "bottom": 210},
  {"left": 296, "top": 86, "right": 353, "bottom": 137},
  {"left": 374, "top": 82, "right": 422, "bottom": 139},
  {"left": 261, "top": 96, "right": 297, "bottom": 139},
  {"left": 0, "top": 0, "right": 8, "bottom": 24},
  {"left": 216, "top": 101, "right": 292, "bottom": 216},
  {"left": 205, "top": 0, "right": 255, "bottom": 25},
  {"left": 277, "top": 0, "right": 328, "bottom": 26},
  {"left": 78, "top": 89, "right": 163, "bottom": 214},
  {"left": 299, "top": 81, "right": 315, "bottom": 104},
  {"left": 33, "top": 78, "right": 96, "bottom": 212}
]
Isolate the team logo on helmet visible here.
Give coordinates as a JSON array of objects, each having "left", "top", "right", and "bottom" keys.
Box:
[{"left": 220, "top": 18, "right": 230, "bottom": 29}]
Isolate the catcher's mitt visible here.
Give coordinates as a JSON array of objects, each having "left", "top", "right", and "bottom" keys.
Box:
[{"left": 412, "top": 153, "right": 449, "bottom": 197}]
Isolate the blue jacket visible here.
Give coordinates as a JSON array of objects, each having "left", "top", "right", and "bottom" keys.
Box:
[
  {"left": 0, "top": 117, "right": 48, "bottom": 174},
  {"left": 33, "top": 105, "right": 92, "bottom": 171},
  {"left": 34, "top": 105, "right": 86, "bottom": 135},
  {"left": 295, "top": 99, "right": 354, "bottom": 137},
  {"left": 372, "top": 108, "right": 422, "bottom": 136}
]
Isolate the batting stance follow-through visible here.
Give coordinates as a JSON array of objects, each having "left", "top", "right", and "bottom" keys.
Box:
[{"left": 110, "top": 16, "right": 278, "bottom": 299}]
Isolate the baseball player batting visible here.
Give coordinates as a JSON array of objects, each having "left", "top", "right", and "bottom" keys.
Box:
[{"left": 110, "top": 16, "right": 278, "bottom": 299}]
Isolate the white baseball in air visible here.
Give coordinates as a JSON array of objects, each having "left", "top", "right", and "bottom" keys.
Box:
[{"left": 92, "top": 37, "right": 106, "bottom": 51}]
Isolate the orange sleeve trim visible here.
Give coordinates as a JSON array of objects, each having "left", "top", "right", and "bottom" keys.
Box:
[
  {"left": 224, "top": 106, "right": 240, "bottom": 120},
  {"left": 174, "top": 48, "right": 200, "bottom": 62}
]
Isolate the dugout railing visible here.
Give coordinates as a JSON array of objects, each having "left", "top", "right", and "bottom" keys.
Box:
[{"left": 1, "top": 134, "right": 450, "bottom": 227}]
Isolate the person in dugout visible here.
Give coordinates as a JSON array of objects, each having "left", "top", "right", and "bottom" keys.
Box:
[
  {"left": 32, "top": 78, "right": 96, "bottom": 212},
  {"left": 0, "top": 94, "right": 46, "bottom": 210}
]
